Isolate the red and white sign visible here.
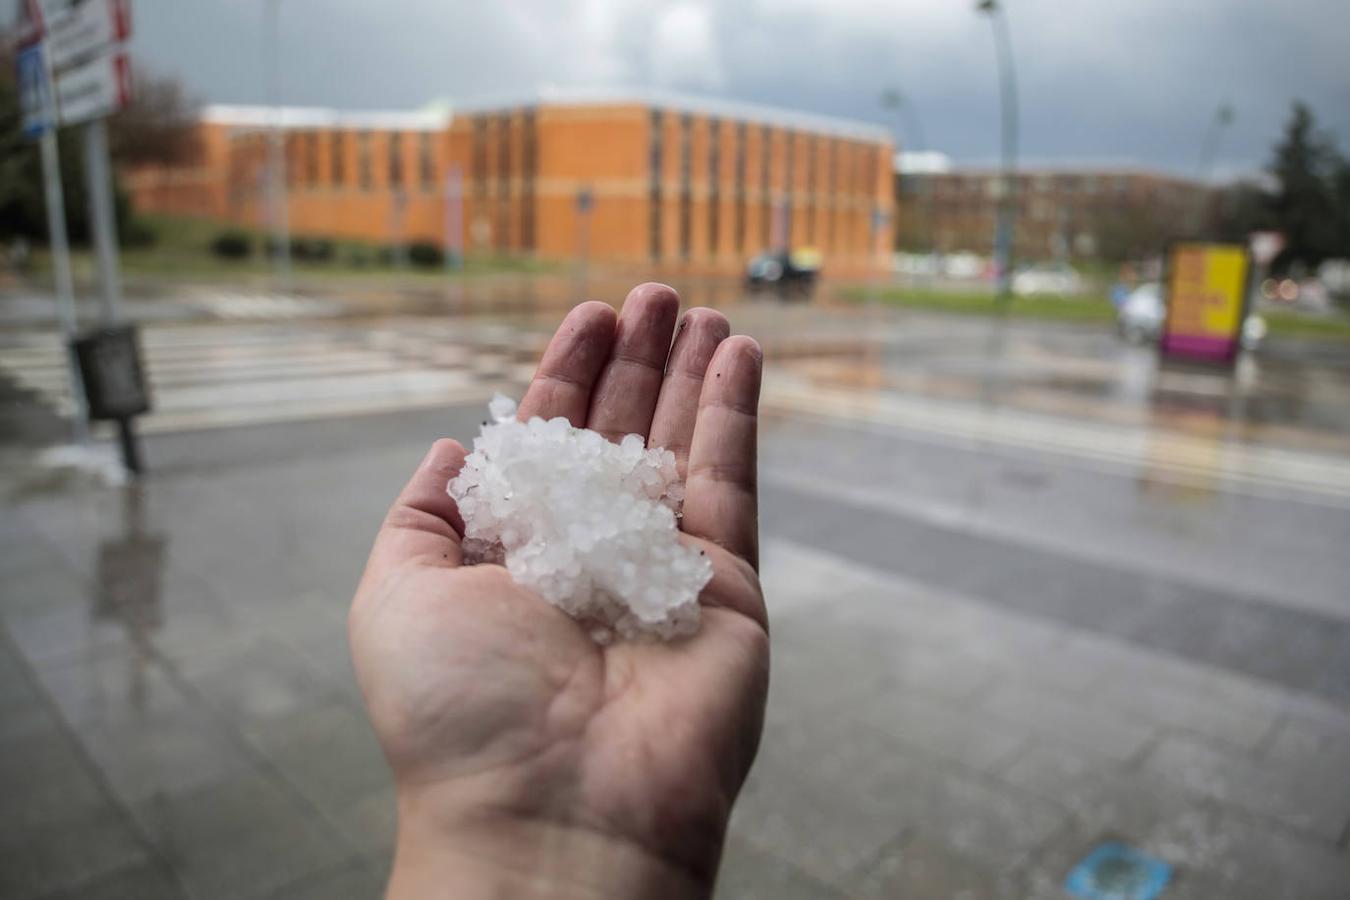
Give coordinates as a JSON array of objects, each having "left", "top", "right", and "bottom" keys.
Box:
[
  {"left": 54, "top": 47, "right": 131, "bottom": 126},
  {"left": 46, "top": 0, "right": 131, "bottom": 70},
  {"left": 1248, "top": 231, "right": 1285, "bottom": 268}
]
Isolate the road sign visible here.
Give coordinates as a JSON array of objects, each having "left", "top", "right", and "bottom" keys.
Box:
[
  {"left": 576, "top": 187, "right": 594, "bottom": 214},
  {"left": 46, "top": 0, "right": 131, "bottom": 70},
  {"left": 54, "top": 46, "right": 131, "bottom": 126},
  {"left": 16, "top": 43, "right": 51, "bottom": 137},
  {"left": 1160, "top": 242, "right": 1251, "bottom": 365},
  {"left": 1249, "top": 231, "right": 1285, "bottom": 268}
]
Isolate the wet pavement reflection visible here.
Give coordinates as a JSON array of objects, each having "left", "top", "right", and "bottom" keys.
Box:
[{"left": 3, "top": 280, "right": 1350, "bottom": 898}]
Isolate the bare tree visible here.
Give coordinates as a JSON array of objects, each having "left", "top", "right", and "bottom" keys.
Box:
[{"left": 107, "top": 66, "right": 201, "bottom": 168}]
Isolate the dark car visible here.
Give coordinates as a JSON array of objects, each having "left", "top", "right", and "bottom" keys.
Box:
[{"left": 745, "top": 249, "right": 820, "bottom": 298}]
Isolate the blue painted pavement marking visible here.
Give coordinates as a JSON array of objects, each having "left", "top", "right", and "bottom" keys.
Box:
[{"left": 1064, "top": 841, "right": 1173, "bottom": 900}]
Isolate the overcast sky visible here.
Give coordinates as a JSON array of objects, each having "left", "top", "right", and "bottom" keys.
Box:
[{"left": 113, "top": 0, "right": 1350, "bottom": 179}]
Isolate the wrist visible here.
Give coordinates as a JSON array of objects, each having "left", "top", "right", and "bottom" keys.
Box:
[{"left": 386, "top": 789, "right": 719, "bottom": 900}]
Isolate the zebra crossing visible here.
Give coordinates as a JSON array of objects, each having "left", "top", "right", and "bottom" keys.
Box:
[{"left": 0, "top": 319, "right": 547, "bottom": 435}]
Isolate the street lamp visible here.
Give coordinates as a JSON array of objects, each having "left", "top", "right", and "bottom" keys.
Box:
[
  {"left": 264, "top": 0, "right": 291, "bottom": 284},
  {"left": 976, "top": 0, "right": 1019, "bottom": 303},
  {"left": 1189, "top": 104, "right": 1234, "bottom": 236},
  {"left": 881, "top": 88, "right": 934, "bottom": 268},
  {"left": 1195, "top": 103, "right": 1235, "bottom": 182}
]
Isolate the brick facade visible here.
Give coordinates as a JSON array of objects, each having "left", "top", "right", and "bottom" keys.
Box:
[{"left": 126, "top": 94, "right": 894, "bottom": 275}]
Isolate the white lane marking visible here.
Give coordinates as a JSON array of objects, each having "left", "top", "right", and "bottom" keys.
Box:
[{"left": 762, "top": 377, "right": 1350, "bottom": 504}]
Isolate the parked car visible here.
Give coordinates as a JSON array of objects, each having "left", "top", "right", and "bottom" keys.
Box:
[
  {"left": 745, "top": 249, "right": 820, "bottom": 298},
  {"left": 1117, "top": 282, "right": 1267, "bottom": 350},
  {"left": 1012, "top": 264, "right": 1084, "bottom": 297}
]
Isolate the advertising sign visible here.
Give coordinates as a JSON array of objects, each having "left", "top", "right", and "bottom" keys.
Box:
[{"left": 1160, "top": 242, "right": 1251, "bottom": 365}]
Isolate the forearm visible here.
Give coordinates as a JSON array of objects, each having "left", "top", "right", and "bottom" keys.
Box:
[{"left": 387, "top": 800, "right": 717, "bottom": 900}]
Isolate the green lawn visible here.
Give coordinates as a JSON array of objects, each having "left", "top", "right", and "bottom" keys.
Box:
[
  {"left": 845, "top": 286, "right": 1119, "bottom": 323},
  {"left": 1263, "top": 310, "right": 1350, "bottom": 341},
  {"left": 33, "top": 214, "right": 558, "bottom": 283},
  {"left": 847, "top": 286, "right": 1350, "bottom": 341}
]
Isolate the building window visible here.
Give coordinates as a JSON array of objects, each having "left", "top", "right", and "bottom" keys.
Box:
[
  {"left": 649, "top": 109, "right": 663, "bottom": 262},
  {"left": 782, "top": 131, "right": 794, "bottom": 247},
  {"left": 734, "top": 121, "right": 747, "bottom": 255},
  {"left": 389, "top": 132, "right": 404, "bottom": 189},
  {"left": 760, "top": 125, "right": 772, "bottom": 248},
  {"left": 305, "top": 132, "right": 319, "bottom": 186},
  {"left": 284, "top": 133, "right": 298, "bottom": 186},
  {"left": 521, "top": 108, "right": 536, "bottom": 252},
  {"left": 708, "top": 118, "right": 720, "bottom": 256},
  {"left": 679, "top": 113, "right": 692, "bottom": 261},
  {"left": 473, "top": 116, "right": 488, "bottom": 199},
  {"left": 358, "top": 131, "right": 372, "bottom": 191},
  {"left": 418, "top": 132, "right": 435, "bottom": 192},
  {"left": 330, "top": 131, "right": 345, "bottom": 185},
  {"left": 497, "top": 113, "right": 512, "bottom": 252},
  {"left": 827, "top": 139, "right": 837, "bottom": 251},
  {"left": 806, "top": 136, "right": 817, "bottom": 245}
]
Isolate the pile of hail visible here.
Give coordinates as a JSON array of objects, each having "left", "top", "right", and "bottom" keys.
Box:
[{"left": 447, "top": 395, "right": 711, "bottom": 642}]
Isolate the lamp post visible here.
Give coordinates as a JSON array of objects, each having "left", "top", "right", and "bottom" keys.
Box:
[
  {"left": 1195, "top": 104, "right": 1235, "bottom": 182},
  {"left": 976, "top": 0, "right": 1019, "bottom": 303},
  {"left": 881, "top": 88, "right": 934, "bottom": 270},
  {"left": 263, "top": 0, "right": 291, "bottom": 284},
  {"left": 1191, "top": 104, "right": 1234, "bottom": 236}
]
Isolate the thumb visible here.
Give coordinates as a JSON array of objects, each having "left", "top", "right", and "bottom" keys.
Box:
[{"left": 366, "top": 439, "right": 468, "bottom": 575}]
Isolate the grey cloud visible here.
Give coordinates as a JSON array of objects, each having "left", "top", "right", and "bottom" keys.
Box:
[{"left": 120, "top": 0, "right": 1350, "bottom": 177}]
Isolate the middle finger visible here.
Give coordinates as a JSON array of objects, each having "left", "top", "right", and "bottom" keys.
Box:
[{"left": 585, "top": 283, "right": 680, "bottom": 442}]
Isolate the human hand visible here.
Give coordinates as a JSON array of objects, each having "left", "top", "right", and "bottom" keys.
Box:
[{"left": 349, "top": 283, "right": 767, "bottom": 899}]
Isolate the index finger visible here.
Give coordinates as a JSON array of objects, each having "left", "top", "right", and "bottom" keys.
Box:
[
  {"left": 517, "top": 301, "right": 617, "bottom": 426},
  {"left": 680, "top": 336, "right": 762, "bottom": 570}
]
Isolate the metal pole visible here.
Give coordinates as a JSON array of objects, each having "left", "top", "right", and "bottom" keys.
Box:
[
  {"left": 34, "top": 34, "right": 89, "bottom": 444},
  {"left": 979, "top": 0, "right": 1019, "bottom": 304},
  {"left": 882, "top": 89, "right": 935, "bottom": 279},
  {"left": 577, "top": 203, "right": 591, "bottom": 299},
  {"left": 444, "top": 164, "right": 463, "bottom": 272},
  {"left": 39, "top": 128, "right": 90, "bottom": 444},
  {"left": 1191, "top": 105, "right": 1233, "bottom": 236},
  {"left": 83, "top": 118, "right": 123, "bottom": 324},
  {"left": 1194, "top": 105, "right": 1234, "bottom": 183},
  {"left": 264, "top": 0, "right": 291, "bottom": 285}
]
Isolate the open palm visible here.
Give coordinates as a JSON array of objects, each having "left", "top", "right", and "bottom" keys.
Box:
[{"left": 350, "top": 284, "right": 767, "bottom": 897}]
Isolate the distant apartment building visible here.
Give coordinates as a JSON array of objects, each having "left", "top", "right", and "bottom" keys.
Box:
[
  {"left": 125, "top": 90, "right": 895, "bottom": 274},
  {"left": 895, "top": 165, "right": 1214, "bottom": 262}
]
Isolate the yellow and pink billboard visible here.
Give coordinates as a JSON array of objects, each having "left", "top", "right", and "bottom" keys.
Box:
[{"left": 1160, "top": 242, "right": 1251, "bottom": 364}]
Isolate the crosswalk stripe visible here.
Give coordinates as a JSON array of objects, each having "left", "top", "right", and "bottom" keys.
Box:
[
  {"left": 0, "top": 320, "right": 536, "bottom": 435},
  {"left": 762, "top": 376, "right": 1350, "bottom": 505}
]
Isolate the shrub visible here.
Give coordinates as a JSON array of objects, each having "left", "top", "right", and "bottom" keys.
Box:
[
  {"left": 210, "top": 230, "right": 252, "bottom": 259},
  {"left": 121, "top": 218, "right": 157, "bottom": 249},
  {"left": 408, "top": 241, "right": 444, "bottom": 268},
  {"left": 291, "top": 237, "right": 335, "bottom": 262}
]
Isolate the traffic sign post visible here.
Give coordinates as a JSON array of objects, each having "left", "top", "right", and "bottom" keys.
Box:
[
  {"left": 19, "top": 34, "right": 89, "bottom": 444},
  {"left": 15, "top": 0, "right": 145, "bottom": 471}
]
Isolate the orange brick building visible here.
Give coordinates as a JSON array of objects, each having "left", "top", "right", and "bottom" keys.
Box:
[{"left": 125, "top": 90, "right": 895, "bottom": 275}]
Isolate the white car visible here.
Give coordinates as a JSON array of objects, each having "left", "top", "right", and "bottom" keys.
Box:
[
  {"left": 1117, "top": 282, "right": 1267, "bottom": 349},
  {"left": 1012, "top": 265, "right": 1084, "bottom": 297}
]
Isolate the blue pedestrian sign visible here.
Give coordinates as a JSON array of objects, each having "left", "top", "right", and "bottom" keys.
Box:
[
  {"left": 576, "top": 187, "right": 594, "bottom": 214},
  {"left": 17, "top": 43, "right": 52, "bottom": 138}
]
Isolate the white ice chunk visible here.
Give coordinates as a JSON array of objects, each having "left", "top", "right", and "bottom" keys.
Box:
[
  {"left": 448, "top": 397, "right": 710, "bottom": 641},
  {"left": 488, "top": 392, "right": 517, "bottom": 423}
]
